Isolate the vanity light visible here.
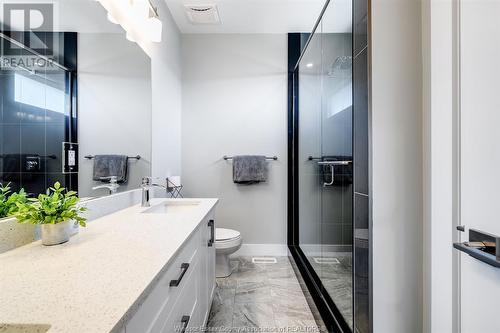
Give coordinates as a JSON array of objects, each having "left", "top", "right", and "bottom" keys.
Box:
[
  {"left": 148, "top": 15, "right": 162, "bottom": 42},
  {"left": 132, "top": 0, "right": 150, "bottom": 18},
  {"left": 98, "top": 0, "right": 162, "bottom": 43},
  {"left": 107, "top": 12, "right": 119, "bottom": 24},
  {"left": 126, "top": 31, "right": 136, "bottom": 42}
]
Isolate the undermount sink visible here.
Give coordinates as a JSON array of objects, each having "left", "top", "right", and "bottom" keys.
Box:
[
  {"left": 0, "top": 324, "right": 51, "bottom": 333},
  {"left": 142, "top": 200, "right": 201, "bottom": 215}
]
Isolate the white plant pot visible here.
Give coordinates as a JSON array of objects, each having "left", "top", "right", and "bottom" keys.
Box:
[
  {"left": 69, "top": 220, "right": 79, "bottom": 236},
  {"left": 41, "top": 220, "right": 71, "bottom": 246}
]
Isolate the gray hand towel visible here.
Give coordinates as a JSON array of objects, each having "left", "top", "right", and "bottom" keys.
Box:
[
  {"left": 92, "top": 155, "right": 128, "bottom": 183},
  {"left": 232, "top": 155, "right": 268, "bottom": 185}
]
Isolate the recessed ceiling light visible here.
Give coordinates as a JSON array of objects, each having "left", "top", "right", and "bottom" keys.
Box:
[{"left": 306, "top": 63, "right": 314, "bottom": 68}]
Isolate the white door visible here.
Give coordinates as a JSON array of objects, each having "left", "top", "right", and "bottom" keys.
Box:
[{"left": 460, "top": 1, "right": 500, "bottom": 331}]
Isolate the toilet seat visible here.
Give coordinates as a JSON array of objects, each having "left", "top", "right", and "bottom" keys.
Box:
[
  {"left": 215, "top": 228, "right": 242, "bottom": 250},
  {"left": 216, "top": 228, "right": 241, "bottom": 241}
]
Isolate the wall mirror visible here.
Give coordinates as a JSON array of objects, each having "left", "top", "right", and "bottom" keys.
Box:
[{"left": 0, "top": 0, "right": 152, "bottom": 205}]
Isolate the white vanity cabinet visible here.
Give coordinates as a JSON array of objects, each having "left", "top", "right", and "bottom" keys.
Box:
[{"left": 126, "top": 210, "right": 216, "bottom": 333}]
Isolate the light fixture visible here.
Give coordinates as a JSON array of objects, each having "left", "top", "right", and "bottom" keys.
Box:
[
  {"left": 147, "top": 0, "right": 162, "bottom": 42},
  {"left": 126, "top": 31, "right": 136, "bottom": 42},
  {"left": 306, "top": 63, "right": 314, "bottom": 68},
  {"left": 132, "top": 0, "right": 150, "bottom": 19},
  {"left": 148, "top": 16, "right": 162, "bottom": 42},
  {"left": 98, "top": 0, "right": 162, "bottom": 43},
  {"left": 107, "top": 12, "right": 118, "bottom": 24}
]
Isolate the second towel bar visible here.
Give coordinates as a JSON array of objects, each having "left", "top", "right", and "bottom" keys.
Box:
[
  {"left": 223, "top": 155, "right": 278, "bottom": 161},
  {"left": 84, "top": 155, "right": 141, "bottom": 160}
]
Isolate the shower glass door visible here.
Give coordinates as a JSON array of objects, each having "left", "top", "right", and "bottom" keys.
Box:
[
  {"left": 297, "top": 1, "right": 353, "bottom": 330},
  {"left": 0, "top": 33, "right": 76, "bottom": 195}
]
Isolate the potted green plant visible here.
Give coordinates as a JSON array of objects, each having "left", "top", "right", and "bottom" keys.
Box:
[
  {"left": 15, "top": 182, "right": 87, "bottom": 246},
  {"left": 0, "top": 183, "right": 27, "bottom": 219}
]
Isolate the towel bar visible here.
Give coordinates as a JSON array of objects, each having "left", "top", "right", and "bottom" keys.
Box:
[
  {"left": 0, "top": 154, "right": 56, "bottom": 159},
  {"left": 84, "top": 155, "right": 141, "bottom": 160},
  {"left": 223, "top": 155, "right": 278, "bottom": 161}
]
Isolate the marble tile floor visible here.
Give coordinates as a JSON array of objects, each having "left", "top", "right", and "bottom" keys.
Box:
[
  {"left": 207, "top": 256, "right": 326, "bottom": 333},
  {"left": 307, "top": 252, "right": 353, "bottom": 330}
]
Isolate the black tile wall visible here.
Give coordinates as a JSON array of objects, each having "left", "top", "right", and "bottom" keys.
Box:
[
  {"left": 354, "top": 49, "right": 369, "bottom": 196},
  {"left": 0, "top": 32, "right": 77, "bottom": 195},
  {"left": 353, "top": 0, "right": 370, "bottom": 332},
  {"left": 354, "top": 0, "right": 368, "bottom": 56},
  {"left": 354, "top": 193, "right": 369, "bottom": 230},
  {"left": 355, "top": 237, "right": 370, "bottom": 333}
]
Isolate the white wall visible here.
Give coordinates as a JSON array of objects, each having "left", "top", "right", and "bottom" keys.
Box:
[
  {"left": 139, "top": 1, "right": 183, "bottom": 180},
  {"left": 78, "top": 33, "right": 152, "bottom": 197},
  {"left": 422, "top": 0, "right": 457, "bottom": 332},
  {"left": 371, "top": 0, "right": 423, "bottom": 332},
  {"left": 181, "top": 34, "right": 288, "bottom": 247},
  {"left": 458, "top": 2, "right": 500, "bottom": 331}
]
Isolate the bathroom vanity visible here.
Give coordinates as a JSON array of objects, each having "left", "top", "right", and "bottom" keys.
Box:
[{"left": 0, "top": 198, "right": 217, "bottom": 333}]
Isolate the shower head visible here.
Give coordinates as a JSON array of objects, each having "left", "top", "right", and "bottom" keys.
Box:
[{"left": 328, "top": 56, "right": 352, "bottom": 78}]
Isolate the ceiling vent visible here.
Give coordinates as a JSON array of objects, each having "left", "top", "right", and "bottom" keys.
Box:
[{"left": 184, "top": 4, "right": 221, "bottom": 24}]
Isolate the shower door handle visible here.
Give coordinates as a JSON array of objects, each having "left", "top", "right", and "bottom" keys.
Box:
[
  {"left": 325, "top": 165, "right": 335, "bottom": 186},
  {"left": 317, "top": 161, "right": 351, "bottom": 187}
]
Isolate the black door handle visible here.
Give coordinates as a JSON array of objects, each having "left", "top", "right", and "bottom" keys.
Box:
[
  {"left": 180, "top": 315, "right": 190, "bottom": 333},
  {"left": 170, "top": 263, "right": 189, "bottom": 287},
  {"left": 208, "top": 220, "right": 215, "bottom": 247}
]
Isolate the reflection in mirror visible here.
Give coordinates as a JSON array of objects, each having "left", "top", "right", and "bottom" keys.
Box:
[{"left": 0, "top": 0, "right": 152, "bottom": 204}]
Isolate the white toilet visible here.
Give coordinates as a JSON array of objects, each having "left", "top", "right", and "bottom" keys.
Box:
[{"left": 215, "top": 228, "right": 242, "bottom": 278}]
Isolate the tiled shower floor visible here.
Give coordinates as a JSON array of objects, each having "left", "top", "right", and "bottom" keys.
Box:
[
  {"left": 206, "top": 256, "right": 324, "bottom": 332},
  {"left": 308, "top": 252, "right": 353, "bottom": 330}
]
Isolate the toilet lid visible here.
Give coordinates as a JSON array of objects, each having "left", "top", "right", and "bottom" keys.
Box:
[{"left": 216, "top": 228, "right": 241, "bottom": 241}]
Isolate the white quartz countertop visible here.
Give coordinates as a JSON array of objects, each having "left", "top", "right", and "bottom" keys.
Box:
[{"left": 0, "top": 198, "right": 218, "bottom": 333}]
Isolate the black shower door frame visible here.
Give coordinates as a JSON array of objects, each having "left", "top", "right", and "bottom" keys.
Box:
[
  {"left": 287, "top": 35, "right": 353, "bottom": 333},
  {"left": 286, "top": 1, "right": 356, "bottom": 331}
]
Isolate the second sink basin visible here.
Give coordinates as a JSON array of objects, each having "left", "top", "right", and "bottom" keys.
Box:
[{"left": 142, "top": 200, "right": 201, "bottom": 215}]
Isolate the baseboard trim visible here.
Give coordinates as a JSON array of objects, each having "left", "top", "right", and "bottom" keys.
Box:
[
  {"left": 300, "top": 244, "right": 352, "bottom": 257},
  {"left": 232, "top": 244, "right": 288, "bottom": 257}
]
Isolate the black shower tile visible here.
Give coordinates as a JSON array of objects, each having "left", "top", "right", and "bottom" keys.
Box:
[
  {"left": 354, "top": 237, "right": 369, "bottom": 333},
  {"left": 20, "top": 172, "right": 46, "bottom": 196},
  {"left": 354, "top": 0, "right": 368, "bottom": 56},
  {"left": 354, "top": 193, "right": 369, "bottom": 231},
  {"left": 353, "top": 49, "right": 369, "bottom": 195},
  {"left": 45, "top": 124, "right": 64, "bottom": 174},
  {"left": 1, "top": 124, "right": 21, "bottom": 156},
  {"left": 1, "top": 74, "right": 21, "bottom": 125},
  {"left": 21, "top": 124, "right": 45, "bottom": 157}
]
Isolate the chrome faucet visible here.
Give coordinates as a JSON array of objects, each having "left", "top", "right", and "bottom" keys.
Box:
[
  {"left": 141, "top": 177, "right": 167, "bottom": 207},
  {"left": 92, "top": 176, "right": 120, "bottom": 195}
]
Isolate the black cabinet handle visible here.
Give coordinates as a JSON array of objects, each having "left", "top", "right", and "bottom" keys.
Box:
[
  {"left": 170, "top": 263, "right": 189, "bottom": 287},
  {"left": 180, "top": 315, "right": 190, "bottom": 333},
  {"left": 208, "top": 220, "right": 215, "bottom": 247}
]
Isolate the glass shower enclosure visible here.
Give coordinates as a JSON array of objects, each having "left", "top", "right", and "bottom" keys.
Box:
[
  {"left": 287, "top": 0, "right": 369, "bottom": 332},
  {"left": 298, "top": 2, "right": 353, "bottom": 328}
]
